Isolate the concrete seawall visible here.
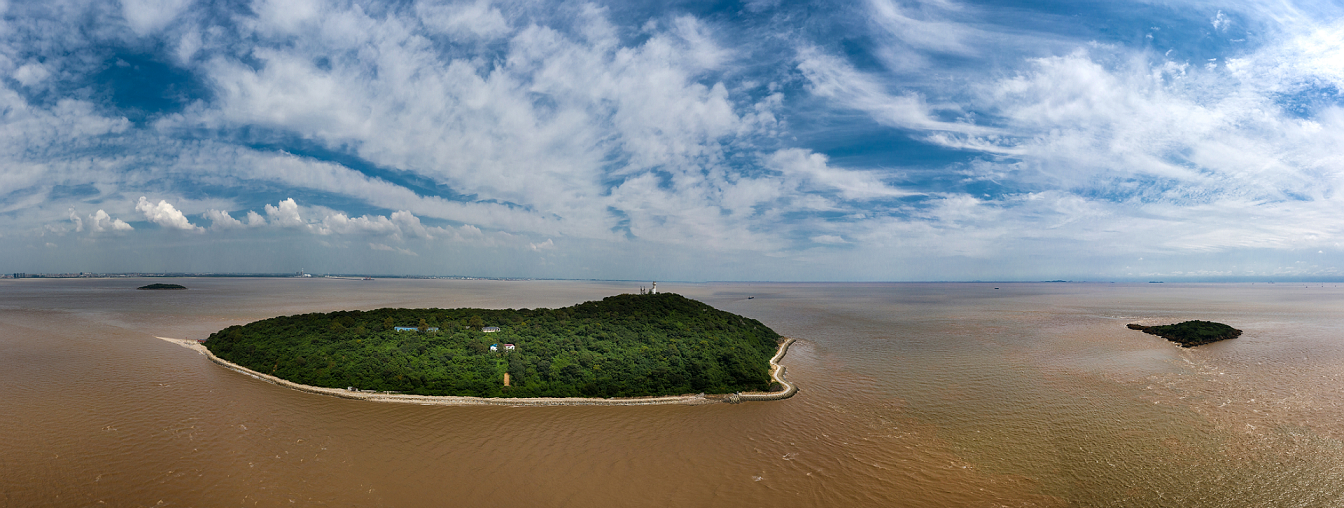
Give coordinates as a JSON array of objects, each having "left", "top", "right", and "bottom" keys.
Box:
[
  {"left": 735, "top": 338, "right": 798, "bottom": 402},
  {"left": 157, "top": 336, "right": 799, "bottom": 407}
]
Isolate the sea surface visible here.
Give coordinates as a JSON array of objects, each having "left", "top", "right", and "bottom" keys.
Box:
[{"left": 4, "top": 278, "right": 1344, "bottom": 506}]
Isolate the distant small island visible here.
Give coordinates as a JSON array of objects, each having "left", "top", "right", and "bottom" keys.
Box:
[
  {"left": 204, "top": 293, "right": 785, "bottom": 398},
  {"left": 138, "top": 283, "right": 187, "bottom": 290},
  {"left": 1127, "top": 320, "right": 1242, "bottom": 347}
]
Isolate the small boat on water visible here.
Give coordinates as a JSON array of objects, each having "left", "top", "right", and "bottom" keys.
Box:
[
  {"left": 363, "top": 277, "right": 374, "bottom": 280},
  {"left": 747, "top": 296, "right": 754, "bottom": 299}
]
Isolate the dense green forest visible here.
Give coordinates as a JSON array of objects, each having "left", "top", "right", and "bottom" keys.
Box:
[
  {"left": 1128, "top": 320, "right": 1242, "bottom": 347},
  {"left": 205, "top": 293, "right": 782, "bottom": 398}
]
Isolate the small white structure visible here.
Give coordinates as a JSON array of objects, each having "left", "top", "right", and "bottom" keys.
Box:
[
  {"left": 651, "top": 281, "right": 657, "bottom": 294},
  {"left": 504, "top": 343, "right": 516, "bottom": 351},
  {"left": 490, "top": 343, "right": 499, "bottom": 352},
  {"left": 482, "top": 326, "right": 500, "bottom": 333}
]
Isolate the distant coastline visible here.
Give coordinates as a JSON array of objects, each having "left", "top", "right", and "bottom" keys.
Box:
[{"left": 158, "top": 336, "right": 797, "bottom": 406}]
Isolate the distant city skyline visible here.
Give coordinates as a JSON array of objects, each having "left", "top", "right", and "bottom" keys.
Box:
[{"left": 3, "top": 0, "right": 1343, "bottom": 281}]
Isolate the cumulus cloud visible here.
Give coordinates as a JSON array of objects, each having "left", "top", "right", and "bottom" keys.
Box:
[
  {"left": 203, "top": 208, "right": 267, "bottom": 230},
  {"left": 264, "top": 198, "right": 305, "bottom": 227},
  {"left": 203, "top": 209, "right": 244, "bottom": 229},
  {"left": 136, "top": 197, "right": 202, "bottom": 231},
  {"left": 390, "top": 210, "right": 432, "bottom": 239},
  {"left": 88, "top": 210, "right": 133, "bottom": 234}
]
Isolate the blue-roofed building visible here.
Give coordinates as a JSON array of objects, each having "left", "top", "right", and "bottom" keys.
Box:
[{"left": 490, "top": 343, "right": 498, "bottom": 352}]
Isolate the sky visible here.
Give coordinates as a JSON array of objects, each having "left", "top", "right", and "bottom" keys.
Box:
[{"left": 2, "top": 0, "right": 1344, "bottom": 281}]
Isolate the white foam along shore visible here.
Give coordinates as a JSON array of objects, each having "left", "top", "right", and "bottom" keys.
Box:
[{"left": 157, "top": 336, "right": 797, "bottom": 407}]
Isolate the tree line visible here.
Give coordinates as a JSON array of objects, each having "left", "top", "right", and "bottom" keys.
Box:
[{"left": 205, "top": 293, "right": 782, "bottom": 397}]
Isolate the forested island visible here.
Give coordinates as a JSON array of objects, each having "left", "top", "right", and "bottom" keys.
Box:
[
  {"left": 138, "top": 283, "right": 187, "bottom": 290},
  {"left": 1128, "top": 320, "right": 1242, "bottom": 347},
  {"left": 204, "top": 293, "right": 782, "bottom": 398}
]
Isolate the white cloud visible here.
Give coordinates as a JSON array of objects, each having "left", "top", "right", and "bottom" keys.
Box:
[
  {"left": 312, "top": 212, "right": 401, "bottom": 236},
  {"left": 175, "top": 28, "right": 202, "bottom": 64},
  {"left": 203, "top": 209, "right": 242, "bottom": 229},
  {"left": 970, "top": 47, "right": 1340, "bottom": 204},
  {"left": 13, "top": 62, "right": 49, "bottom": 87},
  {"left": 8, "top": 0, "right": 1344, "bottom": 280},
  {"left": 369, "top": 242, "right": 418, "bottom": 256},
  {"left": 88, "top": 209, "right": 133, "bottom": 234},
  {"left": 390, "top": 210, "right": 431, "bottom": 239},
  {"left": 866, "top": 0, "right": 975, "bottom": 59},
  {"left": 67, "top": 208, "right": 83, "bottom": 232},
  {"left": 811, "top": 234, "right": 847, "bottom": 244},
  {"left": 155, "top": 2, "right": 785, "bottom": 248},
  {"left": 797, "top": 47, "right": 997, "bottom": 138},
  {"left": 264, "top": 198, "right": 304, "bottom": 227},
  {"left": 120, "top": 0, "right": 192, "bottom": 35},
  {"left": 416, "top": 0, "right": 510, "bottom": 40},
  {"left": 136, "top": 197, "right": 202, "bottom": 231},
  {"left": 767, "top": 148, "right": 917, "bottom": 200},
  {"left": 249, "top": 0, "right": 323, "bottom": 35},
  {"left": 1212, "top": 10, "right": 1231, "bottom": 32}
]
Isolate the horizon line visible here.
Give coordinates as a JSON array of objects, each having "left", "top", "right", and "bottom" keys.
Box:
[{"left": 6, "top": 272, "right": 1344, "bottom": 284}]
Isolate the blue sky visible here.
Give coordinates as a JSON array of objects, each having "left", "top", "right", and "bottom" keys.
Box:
[{"left": 3, "top": 0, "right": 1344, "bottom": 281}]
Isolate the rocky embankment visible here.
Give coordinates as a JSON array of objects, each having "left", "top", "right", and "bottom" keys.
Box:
[{"left": 726, "top": 338, "right": 797, "bottom": 403}]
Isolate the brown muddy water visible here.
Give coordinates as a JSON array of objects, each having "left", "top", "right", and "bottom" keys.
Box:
[{"left": 3, "top": 279, "right": 1344, "bottom": 507}]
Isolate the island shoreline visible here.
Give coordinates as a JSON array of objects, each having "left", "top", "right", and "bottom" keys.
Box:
[{"left": 157, "top": 336, "right": 797, "bottom": 406}]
